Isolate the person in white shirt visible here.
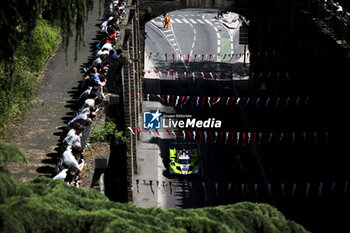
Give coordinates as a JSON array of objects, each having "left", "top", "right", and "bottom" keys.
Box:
[
  {"left": 76, "top": 86, "right": 99, "bottom": 108},
  {"left": 63, "top": 123, "right": 84, "bottom": 147},
  {"left": 83, "top": 54, "right": 109, "bottom": 73},
  {"left": 53, "top": 166, "right": 80, "bottom": 185},
  {"left": 101, "top": 16, "right": 114, "bottom": 34},
  {"left": 79, "top": 97, "right": 103, "bottom": 113},
  {"left": 68, "top": 111, "right": 96, "bottom": 126},
  {"left": 60, "top": 145, "right": 84, "bottom": 171},
  {"left": 95, "top": 48, "right": 110, "bottom": 58}
]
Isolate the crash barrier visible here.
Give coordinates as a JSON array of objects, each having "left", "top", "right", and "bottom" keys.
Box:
[
  {"left": 131, "top": 179, "right": 349, "bottom": 199},
  {"left": 128, "top": 128, "right": 329, "bottom": 146},
  {"left": 134, "top": 94, "right": 311, "bottom": 108},
  {"left": 144, "top": 51, "right": 297, "bottom": 63},
  {"left": 139, "top": 70, "right": 293, "bottom": 80},
  {"left": 145, "top": 52, "right": 249, "bottom": 63}
]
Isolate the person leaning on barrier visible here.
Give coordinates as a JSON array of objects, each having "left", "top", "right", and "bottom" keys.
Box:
[
  {"left": 80, "top": 106, "right": 97, "bottom": 115},
  {"left": 67, "top": 112, "right": 97, "bottom": 130},
  {"left": 54, "top": 141, "right": 83, "bottom": 175},
  {"left": 63, "top": 122, "right": 85, "bottom": 147},
  {"left": 53, "top": 165, "right": 80, "bottom": 186},
  {"left": 78, "top": 92, "right": 97, "bottom": 110},
  {"left": 79, "top": 97, "right": 103, "bottom": 113},
  {"left": 83, "top": 54, "right": 109, "bottom": 74},
  {"left": 76, "top": 85, "right": 99, "bottom": 108},
  {"left": 61, "top": 144, "right": 84, "bottom": 172}
]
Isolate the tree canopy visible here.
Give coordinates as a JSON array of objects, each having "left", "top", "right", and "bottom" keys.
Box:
[
  {"left": 0, "top": 169, "right": 309, "bottom": 233},
  {"left": 0, "top": 0, "right": 95, "bottom": 63}
]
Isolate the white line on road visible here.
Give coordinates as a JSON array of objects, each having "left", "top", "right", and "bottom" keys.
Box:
[
  {"left": 174, "top": 18, "right": 182, "bottom": 24},
  {"left": 189, "top": 19, "right": 197, "bottom": 24},
  {"left": 181, "top": 18, "right": 190, "bottom": 24},
  {"left": 203, "top": 19, "right": 213, "bottom": 26},
  {"left": 196, "top": 19, "right": 205, "bottom": 24}
]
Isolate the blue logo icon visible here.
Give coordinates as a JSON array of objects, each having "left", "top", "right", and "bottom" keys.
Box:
[{"left": 143, "top": 110, "right": 161, "bottom": 129}]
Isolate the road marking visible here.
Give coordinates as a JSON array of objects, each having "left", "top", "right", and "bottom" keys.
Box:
[
  {"left": 169, "top": 38, "right": 175, "bottom": 41},
  {"left": 203, "top": 19, "right": 213, "bottom": 26},
  {"left": 194, "top": 35, "right": 196, "bottom": 40},
  {"left": 189, "top": 19, "right": 197, "bottom": 24},
  {"left": 192, "top": 42, "right": 195, "bottom": 48},
  {"left": 193, "top": 29, "right": 196, "bottom": 34},
  {"left": 213, "top": 27, "right": 218, "bottom": 32},
  {"left": 196, "top": 19, "right": 205, "bottom": 24},
  {"left": 182, "top": 18, "right": 190, "bottom": 24},
  {"left": 174, "top": 18, "right": 182, "bottom": 24},
  {"left": 217, "top": 40, "right": 221, "bottom": 46},
  {"left": 216, "top": 32, "right": 221, "bottom": 38}
]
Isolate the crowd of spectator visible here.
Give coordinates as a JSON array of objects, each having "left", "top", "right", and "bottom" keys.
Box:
[
  {"left": 53, "top": 0, "right": 127, "bottom": 186},
  {"left": 313, "top": 0, "right": 350, "bottom": 42}
]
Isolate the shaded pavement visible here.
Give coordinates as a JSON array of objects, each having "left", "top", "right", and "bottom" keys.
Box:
[{"left": 4, "top": 1, "right": 102, "bottom": 182}]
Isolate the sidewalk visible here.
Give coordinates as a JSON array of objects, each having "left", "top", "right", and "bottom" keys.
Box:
[{"left": 4, "top": 1, "right": 102, "bottom": 182}]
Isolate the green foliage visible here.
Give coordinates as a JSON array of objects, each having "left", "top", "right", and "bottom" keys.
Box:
[
  {"left": 90, "top": 121, "right": 128, "bottom": 143},
  {"left": 18, "top": 18, "right": 61, "bottom": 71},
  {"left": 0, "top": 0, "right": 95, "bottom": 62},
  {"left": 0, "top": 170, "right": 310, "bottom": 233},
  {"left": 0, "top": 141, "right": 28, "bottom": 167},
  {"left": 0, "top": 18, "right": 60, "bottom": 135}
]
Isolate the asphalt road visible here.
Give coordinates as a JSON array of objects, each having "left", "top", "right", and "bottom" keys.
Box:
[{"left": 136, "top": 8, "right": 347, "bottom": 233}]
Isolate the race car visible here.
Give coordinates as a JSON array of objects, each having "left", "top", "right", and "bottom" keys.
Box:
[{"left": 169, "top": 148, "right": 199, "bottom": 175}]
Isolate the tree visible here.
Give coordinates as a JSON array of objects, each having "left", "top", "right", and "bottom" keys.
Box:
[
  {"left": 0, "top": 169, "right": 310, "bottom": 233},
  {"left": 0, "top": 0, "right": 94, "bottom": 63}
]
